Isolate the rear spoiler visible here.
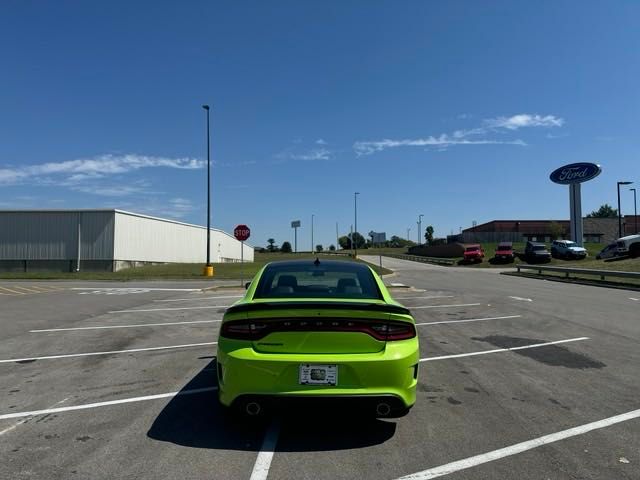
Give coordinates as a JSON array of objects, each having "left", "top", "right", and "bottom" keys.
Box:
[{"left": 225, "top": 301, "right": 411, "bottom": 316}]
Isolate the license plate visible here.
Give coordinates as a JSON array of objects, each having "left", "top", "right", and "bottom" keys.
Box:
[{"left": 299, "top": 364, "right": 338, "bottom": 385}]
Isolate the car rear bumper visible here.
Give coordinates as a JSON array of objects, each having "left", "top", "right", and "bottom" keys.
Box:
[{"left": 216, "top": 340, "right": 419, "bottom": 408}]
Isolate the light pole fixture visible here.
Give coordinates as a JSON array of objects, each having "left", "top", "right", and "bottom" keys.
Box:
[
  {"left": 630, "top": 187, "right": 638, "bottom": 234},
  {"left": 354, "top": 192, "right": 360, "bottom": 257},
  {"left": 202, "top": 104, "right": 214, "bottom": 277},
  {"left": 418, "top": 214, "right": 424, "bottom": 245},
  {"left": 617, "top": 181, "right": 633, "bottom": 238},
  {"left": 407, "top": 227, "right": 411, "bottom": 241}
]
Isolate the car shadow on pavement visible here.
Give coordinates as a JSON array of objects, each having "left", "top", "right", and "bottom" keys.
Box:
[{"left": 147, "top": 360, "right": 397, "bottom": 452}]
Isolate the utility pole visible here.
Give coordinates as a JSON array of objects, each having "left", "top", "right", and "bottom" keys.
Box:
[
  {"left": 311, "top": 214, "right": 315, "bottom": 253},
  {"left": 202, "top": 104, "right": 213, "bottom": 276},
  {"left": 631, "top": 188, "right": 638, "bottom": 234},
  {"left": 354, "top": 192, "right": 360, "bottom": 258},
  {"left": 418, "top": 214, "right": 424, "bottom": 245}
]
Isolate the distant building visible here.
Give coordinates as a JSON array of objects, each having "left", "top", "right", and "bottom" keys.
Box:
[
  {"left": 0, "top": 209, "right": 254, "bottom": 272},
  {"left": 453, "top": 217, "right": 637, "bottom": 245}
]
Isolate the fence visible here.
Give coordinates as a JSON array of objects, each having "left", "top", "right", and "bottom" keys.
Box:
[
  {"left": 515, "top": 264, "right": 640, "bottom": 282},
  {"left": 383, "top": 254, "right": 456, "bottom": 266}
]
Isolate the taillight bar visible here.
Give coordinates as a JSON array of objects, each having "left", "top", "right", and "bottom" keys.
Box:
[{"left": 220, "top": 318, "right": 416, "bottom": 342}]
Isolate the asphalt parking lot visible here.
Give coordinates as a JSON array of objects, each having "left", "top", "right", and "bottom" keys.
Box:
[{"left": 1, "top": 260, "right": 639, "bottom": 480}]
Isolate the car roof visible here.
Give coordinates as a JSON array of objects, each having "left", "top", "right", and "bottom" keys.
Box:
[
  {"left": 617, "top": 234, "right": 640, "bottom": 241},
  {"left": 263, "top": 259, "right": 372, "bottom": 272}
]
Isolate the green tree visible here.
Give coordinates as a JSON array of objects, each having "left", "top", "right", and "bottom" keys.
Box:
[
  {"left": 587, "top": 204, "right": 618, "bottom": 218},
  {"left": 338, "top": 235, "right": 351, "bottom": 249},
  {"left": 328, "top": 244, "right": 336, "bottom": 251},
  {"left": 315, "top": 244, "right": 323, "bottom": 252},
  {"left": 549, "top": 221, "right": 566, "bottom": 239},
  {"left": 352, "top": 232, "right": 366, "bottom": 249},
  {"left": 424, "top": 225, "right": 434, "bottom": 245},
  {"left": 266, "top": 238, "right": 277, "bottom": 252},
  {"left": 280, "top": 241, "right": 292, "bottom": 253}
]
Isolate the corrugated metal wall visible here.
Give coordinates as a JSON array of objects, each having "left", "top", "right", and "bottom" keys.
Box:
[
  {"left": 0, "top": 211, "right": 114, "bottom": 260},
  {"left": 113, "top": 211, "right": 254, "bottom": 263}
]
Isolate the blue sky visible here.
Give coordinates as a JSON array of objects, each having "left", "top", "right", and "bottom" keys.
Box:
[{"left": 1, "top": 1, "right": 639, "bottom": 249}]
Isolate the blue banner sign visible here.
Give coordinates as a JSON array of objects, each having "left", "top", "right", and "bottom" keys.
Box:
[{"left": 549, "top": 163, "right": 601, "bottom": 184}]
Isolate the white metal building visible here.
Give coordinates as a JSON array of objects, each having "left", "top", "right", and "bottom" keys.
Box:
[{"left": 0, "top": 209, "right": 254, "bottom": 272}]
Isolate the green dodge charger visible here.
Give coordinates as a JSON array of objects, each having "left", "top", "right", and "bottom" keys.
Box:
[{"left": 216, "top": 259, "right": 419, "bottom": 417}]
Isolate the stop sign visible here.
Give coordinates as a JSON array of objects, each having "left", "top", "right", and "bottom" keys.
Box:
[{"left": 234, "top": 224, "right": 250, "bottom": 242}]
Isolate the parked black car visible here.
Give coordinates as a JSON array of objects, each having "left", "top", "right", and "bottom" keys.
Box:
[{"left": 523, "top": 241, "right": 552, "bottom": 263}]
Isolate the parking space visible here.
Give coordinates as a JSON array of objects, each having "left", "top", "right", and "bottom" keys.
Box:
[
  {"left": 0, "top": 284, "right": 66, "bottom": 296},
  {"left": 1, "top": 266, "right": 639, "bottom": 479}
]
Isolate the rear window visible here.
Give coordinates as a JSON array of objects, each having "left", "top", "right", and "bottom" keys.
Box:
[
  {"left": 465, "top": 247, "right": 480, "bottom": 252},
  {"left": 533, "top": 245, "right": 546, "bottom": 251},
  {"left": 254, "top": 262, "right": 382, "bottom": 299}
]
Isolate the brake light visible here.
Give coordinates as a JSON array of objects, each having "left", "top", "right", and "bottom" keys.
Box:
[{"left": 220, "top": 319, "right": 416, "bottom": 341}]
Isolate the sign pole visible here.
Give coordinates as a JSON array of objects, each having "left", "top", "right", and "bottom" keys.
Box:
[
  {"left": 569, "top": 183, "right": 583, "bottom": 245},
  {"left": 240, "top": 241, "right": 244, "bottom": 287}
]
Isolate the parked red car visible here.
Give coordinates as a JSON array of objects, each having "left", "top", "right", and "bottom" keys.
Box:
[
  {"left": 463, "top": 244, "right": 485, "bottom": 263},
  {"left": 494, "top": 241, "right": 515, "bottom": 262}
]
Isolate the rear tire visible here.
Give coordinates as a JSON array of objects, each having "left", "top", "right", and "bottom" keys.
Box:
[{"left": 630, "top": 243, "right": 640, "bottom": 258}]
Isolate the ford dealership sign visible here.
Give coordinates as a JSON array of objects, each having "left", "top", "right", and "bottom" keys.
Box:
[{"left": 549, "top": 162, "right": 601, "bottom": 184}]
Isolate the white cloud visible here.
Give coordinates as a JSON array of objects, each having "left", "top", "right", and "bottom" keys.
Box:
[
  {"left": 315, "top": 138, "right": 327, "bottom": 145},
  {"left": 483, "top": 114, "right": 564, "bottom": 130},
  {"left": 291, "top": 148, "right": 331, "bottom": 161},
  {"left": 0, "top": 154, "right": 204, "bottom": 186},
  {"left": 354, "top": 136, "right": 526, "bottom": 156},
  {"left": 274, "top": 145, "right": 333, "bottom": 163},
  {"left": 353, "top": 113, "right": 563, "bottom": 155}
]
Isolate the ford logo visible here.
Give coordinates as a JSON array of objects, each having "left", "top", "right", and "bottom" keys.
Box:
[{"left": 549, "top": 162, "right": 602, "bottom": 184}]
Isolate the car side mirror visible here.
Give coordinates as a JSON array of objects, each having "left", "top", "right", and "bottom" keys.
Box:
[{"left": 244, "top": 282, "right": 251, "bottom": 290}]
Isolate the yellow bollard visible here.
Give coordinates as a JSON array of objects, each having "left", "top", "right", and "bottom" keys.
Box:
[{"left": 203, "top": 265, "right": 214, "bottom": 277}]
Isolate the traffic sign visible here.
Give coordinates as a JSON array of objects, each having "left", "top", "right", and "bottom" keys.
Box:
[{"left": 234, "top": 224, "right": 250, "bottom": 242}]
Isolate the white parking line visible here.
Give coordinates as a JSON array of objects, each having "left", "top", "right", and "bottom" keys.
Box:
[
  {"left": 249, "top": 419, "right": 281, "bottom": 480},
  {"left": 508, "top": 296, "right": 532, "bottom": 302},
  {"left": 0, "top": 397, "right": 70, "bottom": 435},
  {"left": 415, "top": 315, "right": 522, "bottom": 326},
  {"left": 630, "top": 298, "right": 639, "bottom": 301},
  {"left": 30, "top": 319, "right": 222, "bottom": 333},
  {"left": 0, "top": 387, "right": 218, "bottom": 421},
  {"left": 109, "top": 305, "right": 230, "bottom": 313},
  {"left": 396, "top": 407, "right": 640, "bottom": 479},
  {"left": 419, "top": 337, "right": 589, "bottom": 362},
  {"left": 411, "top": 303, "right": 481, "bottom": 310},
  {"left": 155, "top": 295, "right": 244, "bottom": 302},
  {"left": 394, "top": 296, "right": 455, "bottom": 300},
  {"left": 0, "top": 342, "right": 217, "bottom": 363}
]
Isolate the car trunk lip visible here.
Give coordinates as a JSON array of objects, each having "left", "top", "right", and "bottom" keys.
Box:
[{"left": 225, "top": 300, "right": 411, "bottom": 316}]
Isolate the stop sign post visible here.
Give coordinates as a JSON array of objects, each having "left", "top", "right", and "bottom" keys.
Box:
[{"left": 234, "top": 225, "right": 250, "bottom": 286}]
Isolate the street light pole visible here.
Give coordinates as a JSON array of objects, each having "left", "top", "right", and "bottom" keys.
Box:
[
  {"left": 418, "top": 214, "right": 424, "bottom": 245},
  {"left": 407, "top": 227, "right": 411, "bottom": 242},
  {"left": 354, "top": 192, "right": 360, "bottom": 257},
  {"left": 631, "top": 188, "right": 638, "bottom": 234},
  {"left": 311, "top": 214, "right": 315, "bottom": 253},
  {"left": 618, "top": 181, "right": 633, "bottom": 238},
  {"left": 202, "top": 104, "right": 213, "bottom": 276}
]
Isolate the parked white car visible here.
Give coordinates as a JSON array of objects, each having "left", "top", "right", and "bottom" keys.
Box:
[
  {"left": 616, "top": 234, "right": 640, "bottom": 258},
  {"left": 551, "top": 240, "right": 588, "bottom": 259}
]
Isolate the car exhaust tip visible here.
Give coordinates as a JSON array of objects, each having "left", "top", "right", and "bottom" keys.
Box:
[
  {"left": 375, "top": 402, "right": 392, "bottom": 417},
  {"left": 245, "top": 401, "right": 262, "bottom": 416}
]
